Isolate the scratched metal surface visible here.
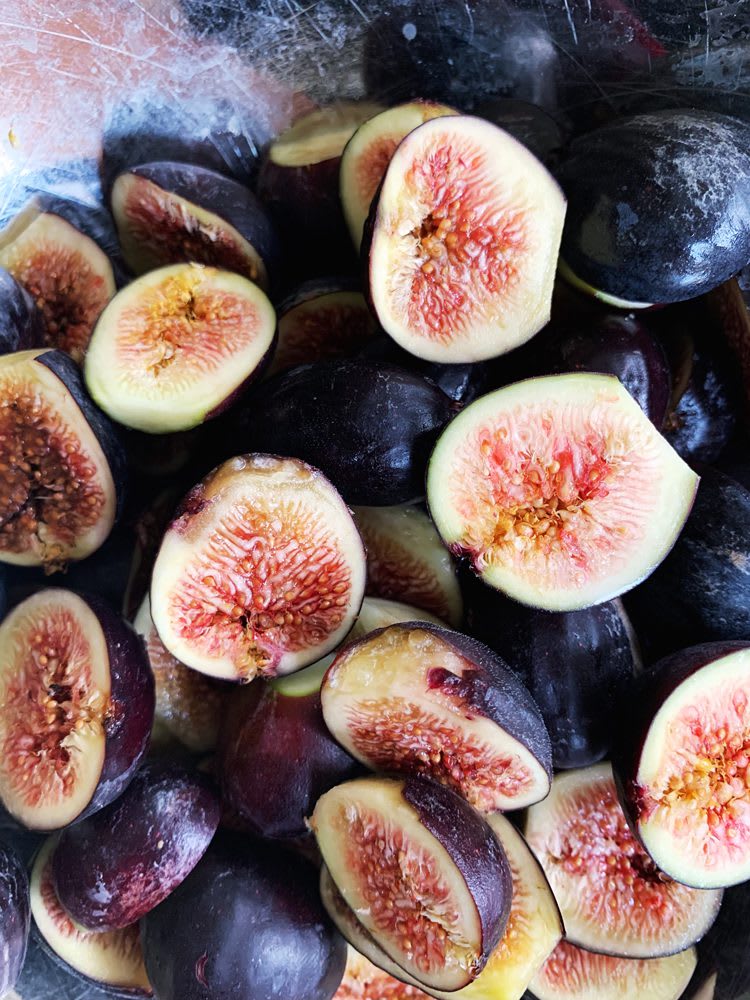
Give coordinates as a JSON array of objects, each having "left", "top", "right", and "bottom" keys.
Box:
[{"left": 0, "top": 0, "right": 750, "bottom": 998}]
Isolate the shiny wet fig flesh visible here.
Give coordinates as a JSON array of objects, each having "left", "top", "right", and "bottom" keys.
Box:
[{"left": 0, "top": 841, "right": 30, "bottom": 996}]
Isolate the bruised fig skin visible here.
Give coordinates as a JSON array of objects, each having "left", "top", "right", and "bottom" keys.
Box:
[
  {"left": 0, "top": 267, "right": 45, "bottom": 354},
  {"left": 0, "top": 841, "right": 30, "bottom": 996},
  {"left": 322, "top": 622, "right": 552, "bottom": 812}
]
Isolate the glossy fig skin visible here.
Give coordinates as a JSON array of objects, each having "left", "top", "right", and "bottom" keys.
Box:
[
  {"left": 142, "top": 834, "right": 347, "bottom": 1000},
  {"left": 0, "top": 268, "right": 45, "bottom": 354},
  {"left": 475, "top": 97, "right": 567, "bottom": 166},
  {"left": 0, "top": 841, "right": 30, "bottom": 995}
]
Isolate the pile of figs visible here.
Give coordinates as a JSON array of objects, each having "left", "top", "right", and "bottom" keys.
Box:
[{"left": 0, "top": 82, "right": 750, "bottom": 1000}]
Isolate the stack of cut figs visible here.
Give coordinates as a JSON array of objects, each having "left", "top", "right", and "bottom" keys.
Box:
[{"left": 0, "top": 94, "right": 750, "bottom": 1000}]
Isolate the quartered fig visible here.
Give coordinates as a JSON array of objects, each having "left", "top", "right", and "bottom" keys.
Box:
[
  {"left": 427, "top": 373, "right": 698, "bottom": 611},
  {"left": 0, "top": 589, "right": 154, "bottom": 830},
  {"left": 150, "top": 454, "right": 366, "bottom": 681},
  {"left": 334, "top": 946, "right": 431, "bottom": 1000},
  {"left": 84, "top": 262, "right": 276, "bottom": 434},
  {"left": 312, "top": 775, "right": 512, "bottom": 991},
  {"left": 322, "top": 622, "right": 552, "bottom": 812},
  {"left": 0, "top": 267, "right": 45, "bottom": 354},
  {"left": 524, "top": 763, "right": 722, "bottom": 958},
  {"left": 0, "top": 841, "right": 30, "bottom": 996},
  {"left": 366, "top": 115, "right": 566, "bottom": 363}
]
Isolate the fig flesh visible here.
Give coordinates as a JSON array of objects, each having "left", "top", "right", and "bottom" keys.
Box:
[
  {"left": 150, "top": 454, "right": 366, "bottom": 681},
  {"left": 0, "top": 589, "right": 154, "bottom": 830},
  {"left": 311, "top": 775, "right": 512, "bottom": 991},
  {"left": 321, "top": 622, "right": 552, "bottom": 812},
  {"left": 84, "top": 262, "right": 276, "bottom": 434},
  {"left": 348, "top": 596, "right": 445, "bottom": 639},
  {"left": 0, "top": 267, "right": 45, "bottom": 354},
  {"left": 0, "top": 841, "right": 30, "bottom": 996},
  {"left": 366, "top": 115, "right": 566, "bottom": 363},
  {"left": 334, "top": 946, "right": 431, "bottom": 1000},
  {"left": 524, "top": 763, "right": 722, "bottom": 958},
  {"left": 427, "top": 373, "right": 698, "bottom": 611}
]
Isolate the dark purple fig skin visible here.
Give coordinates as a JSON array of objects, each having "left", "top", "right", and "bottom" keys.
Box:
[
  {"left": 220, "top": 680, "right": 362, "bottom": 840},
  {"left": 475, "top": 98, "right": 567, "bottom": 166},
  {"left": 52, "top": 762, "right": 219, "bottom": 930},
  {"left": 141, "top": 833, "right": 346, "bottom": 1000},
  {"left": 0, "top": 268, "right": 45, "bottom": 354},
  {"left": 277, "top": 275, "right": 362, "bottom": 313},
  {"left": 696, "top": 877, "right": 750, "bottom": 999},
  {"left": 237, "top": 360, "right": 455, "bottom": 505},
  {"left": 0, "top": 841, "right": 30, "bottom": 995}
]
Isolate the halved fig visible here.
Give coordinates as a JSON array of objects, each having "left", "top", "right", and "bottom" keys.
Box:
[
  {"left": 311, "top": 775, "right": 512, "bottom": 991},
  {"left": 0, "top": 841, "right": 30, "bottom": 996},
  {"left": 0, "top": 349, "right": 126, "bottom": 569},
  {"left": 0, "top": 589, "right": 154, "bottom": 830},
  {"left": 339, "top": 100, "right": 457, "bottom": 249},
  {"left": 353, "top": 505, "right": 463, "bottom": 626},
  {"left": 111, "top": 161, "right": 280, "bottom": 288},
  {"left": 84, "top": 262, "right": 276, "bottom": 434},
  {"left": 0, "top": 267, "right": 45, "bottom": 355},
  {"left": 348, "top": 596, "right": 445, "bottom": 640},
  {"left": 133, "top": 596, "right": 229, "bottom": 753},
  {"left": 30, "top": 836, "right": 153, "bottom": 997},
  {"left": 52, "top": 762, "right": 219, "bottom": 930},
  {"left": 334, "top": 945, "right": 431, "bottom": 1000},
  {"left": 529, "top": 940, "right": 697, "bottom": 1000},
  {"left": 150, "top": 454, "right": 366, "bottom": 681},
  {"left": 366, "top": 115, "right": 566, "bottom": 363},
  {"left": 614, "top": 642, "right": 750, "bottom": 889},
  {"left": 524, "top": 763, "right": 722, "bottom": 958},
  {"left": 427, "top": 373, "right": 698, "bottom": 611},
  {"left": 0, "top": 202, "right": 116, "bottom": 361},
  {"left": 322, "top": 622, "right": 552, "bottom": 812}
]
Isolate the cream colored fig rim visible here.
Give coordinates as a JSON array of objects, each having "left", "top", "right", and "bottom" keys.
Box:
[
  {"left": 557, "top": 258, "right": 654, "bottom": 310},
  {"left": 269, "top": 101, "right": 384, "bottom": 168}
]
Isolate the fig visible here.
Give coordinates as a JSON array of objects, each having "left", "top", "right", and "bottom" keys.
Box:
[
  {"left": 334, "top": 946, "right": 431, "bottom": 1000},
  {"left": 474, "top": 98, "right": 567, "bottom": 166},
  {"left": 0, "top": 267, "right": 45, "bottom": 354},
  {"left": 365, "top": 115, "right": 566, "bottom": 363},
  {"left": 239, "top": 361, "right": 455, "bottom": 506},
  {"left": 614, "top": 642, "right": 750, "bottom": 890},
  {"left": 0, "top": 203, "right": 116, "bottom": 362},
  {"left": 0, "top": 841, "right": 30, "bottom": 996},
  {"left": 150, "top": 454, "right": 366, "bottom": 681},
  {"left": 426, "top": 373, "right": 698, "bottom": 611},
  {"left": 529, "top": 940, "right": 698, "bottom": 1000},
  {"left": 312, "top": 775, "right": 512, "bottom": 991},
  {"left": 133, "top": 596, "right": 229, "bottom": 753},
  {"left": 339, "top": 100, "right": 457, "bottom": 249},
  {"left": 141, "top": 833, "right": 346, "bottom": 1000},
  {"left": 110, "top": 161, "right": 280, "bottom": 288},
  {"left": 349, "top": 596, "right": 445, "bottom": 639},
  {"left": 353, "top": 505, "right": 463, "bottom": 627},
  {"left": 318, "top": 801, "right": 562, "bottom": 999},
  {"left": 0, "top": 348, "right": 126, "bottom": 569},
  {"left": 0, "top": 589, "right": 154, "bottom": 830},
  {"left": 84, "top": 262, "right": 276, "bottom": 434},
  {"left": 51, "top": 761, "right": 219, "bottom": 930},
  {"left": 697, "top": 878, "right": 750, "bottom": 1000},
  {"left": 30, "top": 836, "right": 153, "bottom": 997},
  {"left": 524, "top": 763, "right": 722, "bottom": 958},
  {"left": 321, "top": 622, "right": 552, "bottom": 812}
]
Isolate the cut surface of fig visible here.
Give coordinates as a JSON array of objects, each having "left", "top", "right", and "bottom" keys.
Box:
[
  {"left": 84, "top": 262, "right": 276, "bottom": 434},
  {"left": 348, "top": 596, "right": 445, "bottom": 641},
  {"left": 427, "top": 373, "right": 698, "bottom": 611},
  {"left": 322, "top": 623, "right": 552, "bottom": 812},
  {"left": 367, "top": 115, "right": 566, "bottom": 363},
  {"left": 311, "top": 775, "right": 512, "bottom": 991},
  {"left": 524, "top": 763, "right": 722, "bottom": 959},
  {"left": 334, "top": 946, "right": 431, "bottom": 1000},
  {"left": 151, "top": 454, "right": 366, "bottom": 681},
  {"left": 268, "top": 103, "right": 385, "bottom": 170}
]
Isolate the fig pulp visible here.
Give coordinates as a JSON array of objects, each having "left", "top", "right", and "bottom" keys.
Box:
[
  {"left": 0, "top": 589, "right": 154, "bottom": 830},
  {"left": 366, "top": 115, "right": 566, "bottom": 363},
  {"left": 111, "top": 161, "right": 280, "bottom": 287},
  {"left": 0, "top": 349, "right": 126, "bottom": 569},
  {"left": 524, "top": 763, "right": 722, "bottom": 958},
  {"left": 311, "top": 775, "right": 512, "bottom": 992},
  {"left": 427, "top": 373, "right": 698, "bottom": 611},
  {"left": 84, "top": 262, "right": 276, "bottom": 434},
  {"left": 0, "top": 267, "right": 45, "bottom": 354},
  {"left": 150, "top": 454, "right": 366, "bottom": 681},
  {"left": 321, "top": 622, "right": 552, "bottom": 812},
  {"left": 0, "top": 841, "right": 30, "bottom": 996}
]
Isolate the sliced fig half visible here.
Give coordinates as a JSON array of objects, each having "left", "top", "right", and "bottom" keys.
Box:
[
  {"left": 614, "top": 642, "right": 750, "bottom": 889},
  {"left": 524, "top": 763, "right": 722, "bottom": 959},
  {"left": 366, "top": 115, "right": 566, "bottom": 363},
  {"left": 150, "top": 454, "right": 366, "bottom": 681},
  {"left": 427, "top": 373, "right": 698, "bottom": 611},
  {"left": 0, "top": 841, "right": 30, "bottom": 996},
  {"left": 0, "top": 589, "right": 154, "bottom": 830},
  {"left": 322, "top": 622, "right": 552, "bottom": 812},
  {"left": 311, "top": 775, "right": 512, "bottom": 991},
  {"left": 84, "top": 262, "right": 276, "bottom": 434}
]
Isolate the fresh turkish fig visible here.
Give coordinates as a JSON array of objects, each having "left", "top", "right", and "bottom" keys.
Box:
[
  {"left": 365, "top": 115, "right": 565, "bottom": 363},
  {"left": 0, "top": 841, "right": 30, "bottom": 995},
  {"left": 111, "top": 161, "right": 280, "bottom": 288},
  {"left": 321, "top": 622, "right": 552, "bottom": 812},
  {"left": 427, "top": 373, "right": 698, "bottom": 611},
  {"left": 150, "top": 454, "right": 366, "bottom": 681},
  {"left": 0, "top": 267, "right": 45, "bottom": 354},
  {"left": 84, "top": 262, "right": 276, "bottom": 434},
  {"left": 475, "top": 98, "right": 567, "bottom": 166},
  {"left": 0, "top": 589, "right": 154, "bottom": 830},
  {"left": 524, "top": 763, "right": 722, "bottom": 958}
]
